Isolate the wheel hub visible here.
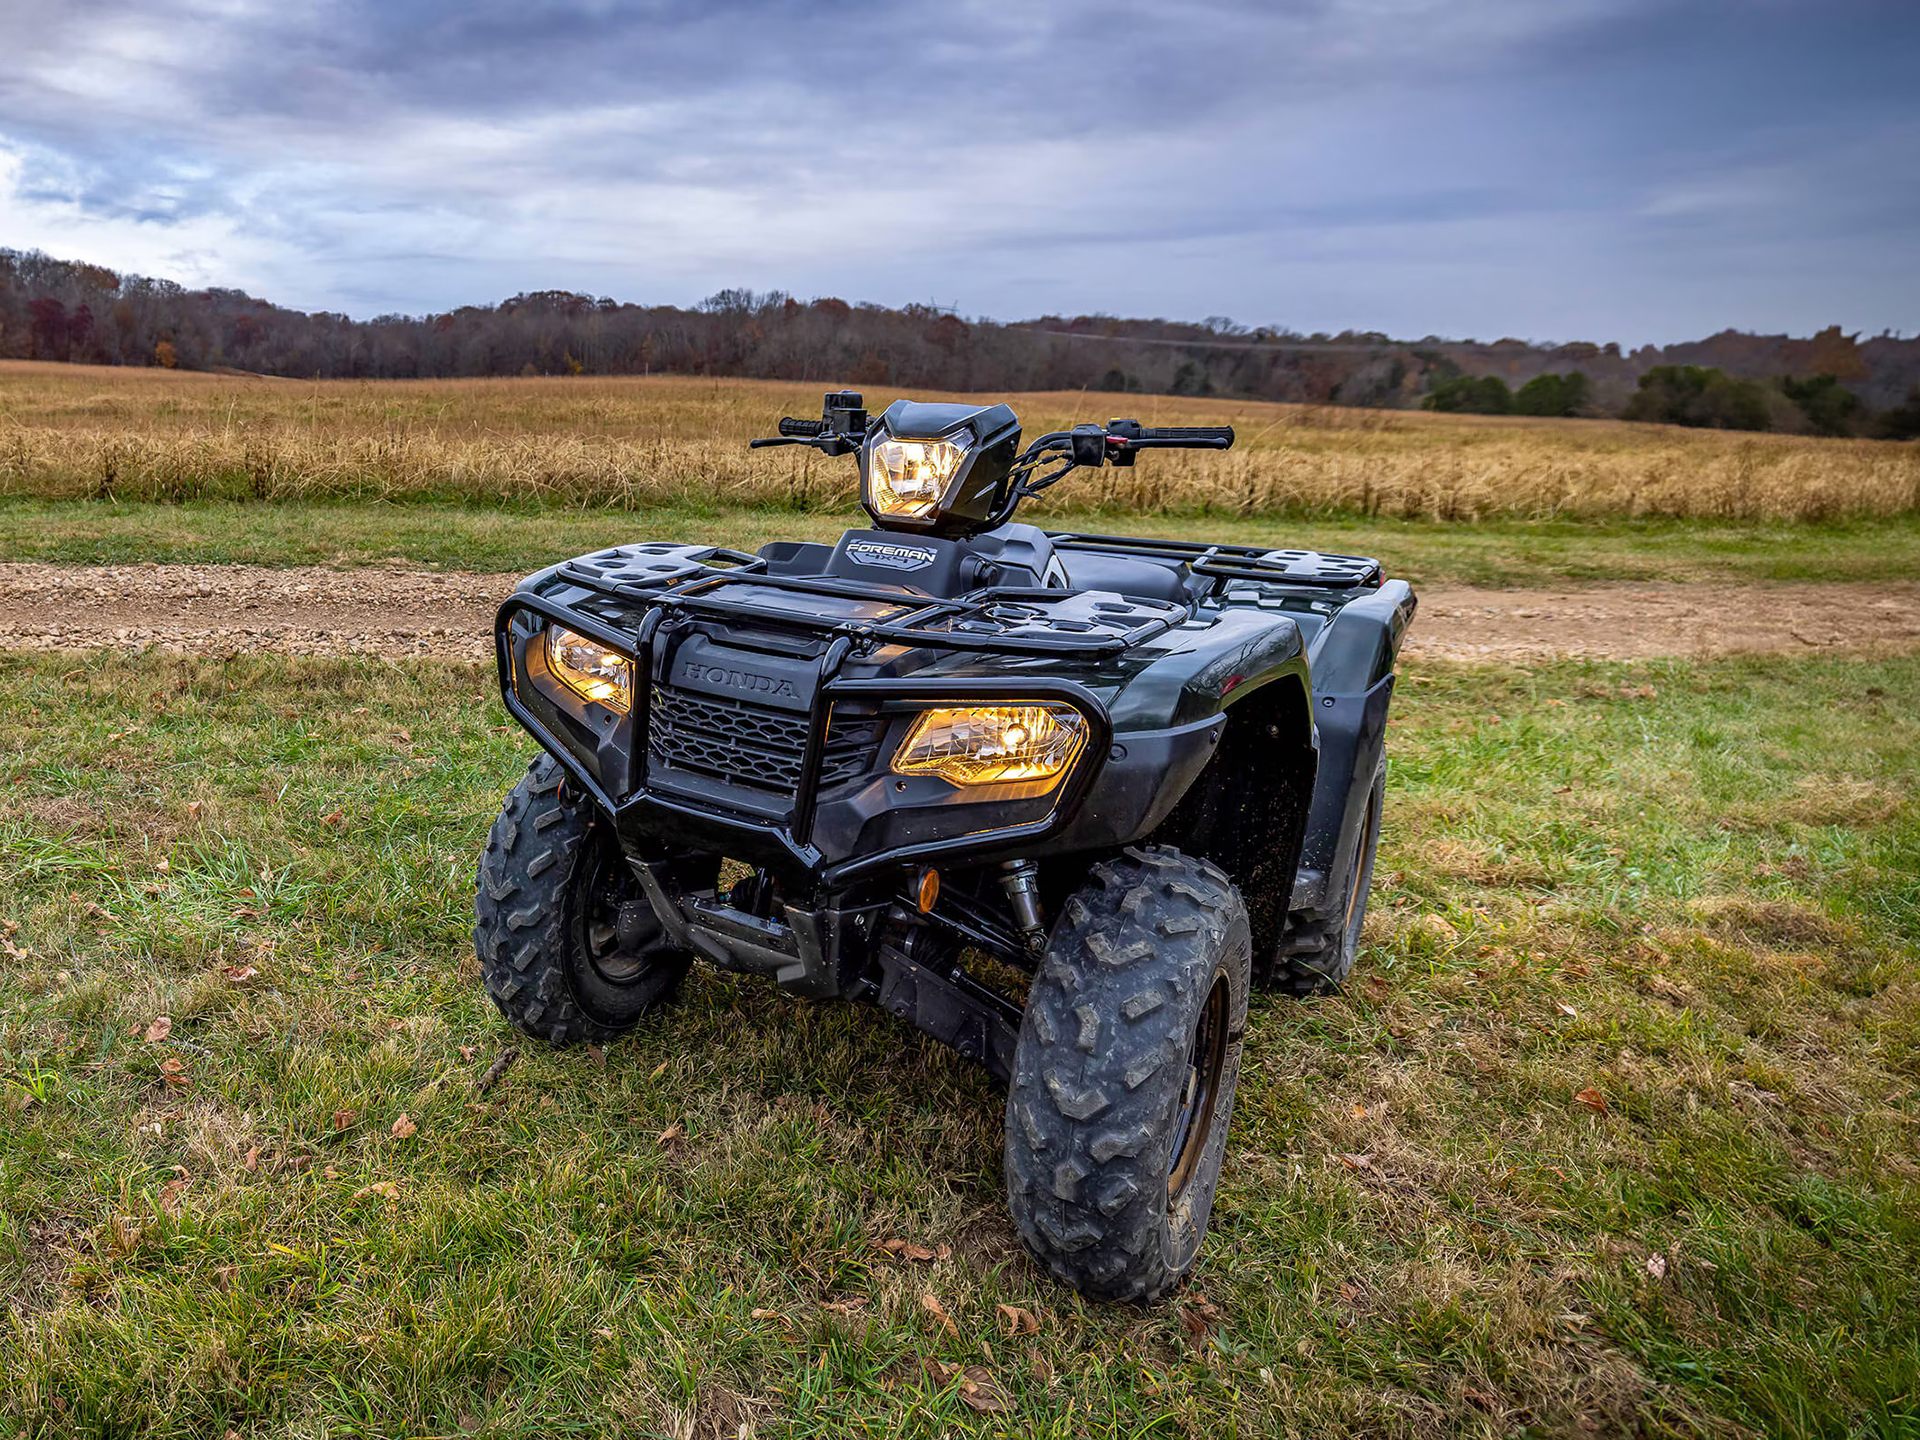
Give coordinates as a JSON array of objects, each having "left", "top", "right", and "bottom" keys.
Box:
[{"left": 1168, "top": 974, "right": 1230, "bottom": 1200}]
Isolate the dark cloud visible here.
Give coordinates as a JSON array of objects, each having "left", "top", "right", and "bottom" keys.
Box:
[{"left": 0, "top": 0, "right": 1913, "bottom": 341}]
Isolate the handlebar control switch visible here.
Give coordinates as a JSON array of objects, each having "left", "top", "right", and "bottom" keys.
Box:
[
  {"left": 1070, "top": 424, "right": 1109, "bottom": 468},
  {"left": 823, "top": 390, "right": 868, "bottom": 437}
]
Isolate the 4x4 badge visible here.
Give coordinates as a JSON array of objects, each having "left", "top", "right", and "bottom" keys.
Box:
[{"left": 846, "top": 539, "right": 937, "bottom": 572}]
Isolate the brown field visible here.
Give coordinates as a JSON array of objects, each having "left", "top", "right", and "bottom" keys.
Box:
[{"left": 2, "top": 360, "right": 1916, "bottom": 520}]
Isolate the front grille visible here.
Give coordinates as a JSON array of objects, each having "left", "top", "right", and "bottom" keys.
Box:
[{"left": 647, "top": 685, "right": 883, "bottom": 798}]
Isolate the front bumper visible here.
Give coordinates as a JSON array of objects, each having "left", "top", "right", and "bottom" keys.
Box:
[{"left": 498, "top": 589, "right": 1221, "bottom": 895}]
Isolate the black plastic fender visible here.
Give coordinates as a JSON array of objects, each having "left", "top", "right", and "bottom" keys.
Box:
[{"left": 1292, "top": 580, "right": 1416, "bottom": 915}]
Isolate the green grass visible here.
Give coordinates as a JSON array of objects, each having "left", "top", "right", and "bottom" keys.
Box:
[
  {"left": 6, "top": 497, "right": 1920, "bottom": 587},
  {"left": 2, "top": 649, "right": 1918, "bottom": 1437}
]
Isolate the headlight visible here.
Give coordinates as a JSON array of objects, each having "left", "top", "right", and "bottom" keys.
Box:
[
  {"left": 868, "top": 437, "right": 968, "bottom": 519},
  {"left": 892, "top": 704, "right": 1088, "bottom": 788},
  {"left": 545, "top": 626, "right": 632, "bottom": 712}
]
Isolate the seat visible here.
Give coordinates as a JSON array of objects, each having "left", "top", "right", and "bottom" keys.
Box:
[{"left": 1057, "top": 552, "right": 1193, "bottom": 604}]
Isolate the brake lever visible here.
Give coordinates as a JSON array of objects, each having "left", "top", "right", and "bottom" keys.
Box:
[{"left": 748, "top": 434, "right": 862, "bottom": 455}]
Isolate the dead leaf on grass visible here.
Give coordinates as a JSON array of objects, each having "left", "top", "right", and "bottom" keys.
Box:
[
  {"left": 145, "top": 1015, "right": 173, "bottom": 1043},
  {"left": 332, "top": 1108, "right": 357, "bottom": 1131},
  {"left": 749, "top": 1307, "right": 783, "bottom": 1322},
  {"left": 1027, "top": 1348, "right": 1055, "bottom": 1385},
  {"left": 1646, "top": 1254, "right": 1667, "bottom": 1280},
  {"left": 921, "top": 1292, "right": 961, "bottom": 1341},
  {"left": 223, "top": 965, "right": 259, "bottom": 983},
  {"left": 158, "top": 1174, "right": 189, "bottom": 1214},
  {"left": 1337, "top": 1152, "right": 1372, "bottom": 1171},
  {"left": 656, "top": 1122, "right": 686, "bottom": 1146},
  {"left": 958, "top": 1365, "right": 1011, "bottom": 1413},
  {"left": 242, "top": 1146, "right": 262, "bottom": 1173},
  {"left": 585, "top": 1043, "right": 606, "bottom": 1068},
  {"left": 1574, "top": 1087, "right": 1609, "bottom": 1115},
  {"left": 390, "top": 1113, "right": 417, "bottom": 1139},
  {"left": 159, "top": 1057, "right": 189, "bottom": 1087},
  {"left": 1180, "top": 1295, "right": 1224, "bottom": 1340},
  {"left": 319, "top": 810, "right": 344, "bottom": 827},
  {"left": 353, "top": 1181, "right": 401, "bottom": 1202},
  {"left": 458, "top": 1045, "right": 478, "bottom": 1062},
  {"left": 1555, "top": 1002, "right": 1578, "bottom": 1018},
  {"left": 995, "top": 1303, "right": 1041, "bottom": 1336}
]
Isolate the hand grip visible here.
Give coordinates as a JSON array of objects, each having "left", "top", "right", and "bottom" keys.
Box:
[
  {"left": 1136, "top": 425, "right": 1234, "bottom": 445},
  {"left": 778, "top": 417, "right": 827, "bottom": 437}
]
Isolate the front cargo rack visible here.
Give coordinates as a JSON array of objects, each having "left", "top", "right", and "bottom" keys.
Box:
[
  {"left": 552, "top": 543, "right": 1187, "bottom": 657},
  {"left": 1046, "top": 532, "right": 1384, "bottom": 589}
]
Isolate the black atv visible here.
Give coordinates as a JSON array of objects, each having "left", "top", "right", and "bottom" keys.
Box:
[{"left": 475, "top": 391, "right": 1415, "bottom": 1301}]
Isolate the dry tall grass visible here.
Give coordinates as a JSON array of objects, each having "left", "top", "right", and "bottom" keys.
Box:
[{"left": 3, "top": 361, "right": 1915, "bottom": 520}]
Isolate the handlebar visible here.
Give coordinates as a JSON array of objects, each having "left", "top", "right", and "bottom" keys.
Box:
[{"left": 751, "top": 414, "right": 861, "bottom": 454}]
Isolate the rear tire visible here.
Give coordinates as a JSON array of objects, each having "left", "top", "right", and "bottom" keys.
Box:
[
  {"left": 1004, "top": 845, "right": 1251, "bottom": 1302},
  {"left": 1267, "top": 761, "right": 1384, "bottom": 995},
  {"left": 473, "top": 756, "right": 694, "bottom": 1046}
]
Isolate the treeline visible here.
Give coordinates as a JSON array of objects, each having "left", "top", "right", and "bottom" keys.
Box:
[
  {"left": 2, "top": 246, "right": 1916, "bottom": 437},
  {"left": 1424, "top": 365, "right": 1920, "bottom": 439}
]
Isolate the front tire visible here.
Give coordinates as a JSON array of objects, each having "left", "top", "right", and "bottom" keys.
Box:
[
  {"left": 473, "top": 756, "right": 693, "bottom": 1046},
  {"left": 1004, "top": 845, "right": 1251, "bottom": 1302}
]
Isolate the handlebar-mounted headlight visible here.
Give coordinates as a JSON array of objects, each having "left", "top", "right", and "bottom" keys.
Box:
[{"left": 859, "top": 399, "right": 1022, "bottom": 537}]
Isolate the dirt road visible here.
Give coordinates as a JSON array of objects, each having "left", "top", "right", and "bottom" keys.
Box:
[{"left": 2, "top": 562, "right": 1917, "bottom": 663}]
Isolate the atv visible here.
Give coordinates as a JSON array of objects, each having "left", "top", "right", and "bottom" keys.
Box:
[{"left": 475, "top": 391, "right": 1415, "bottom": 1301}]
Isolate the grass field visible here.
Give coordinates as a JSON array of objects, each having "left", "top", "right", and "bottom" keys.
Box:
[
  {"left": 8, "top": 497, "right": 1920, "bottom": 588},
  {"left": 3, "top": 648, "right": 1917, "bottom": 1438},
  {"left": 4, "top": 362, "right": 1917, "bottom": 521}
]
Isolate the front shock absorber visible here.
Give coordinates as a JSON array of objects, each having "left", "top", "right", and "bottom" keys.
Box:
[{"left": 1000, "top": 860, "right": 1046, "bottom": 953}]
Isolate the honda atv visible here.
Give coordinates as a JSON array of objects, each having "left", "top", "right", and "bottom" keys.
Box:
[{"left": 475, "top": 391, "right": 1415, "bottom": 1301}]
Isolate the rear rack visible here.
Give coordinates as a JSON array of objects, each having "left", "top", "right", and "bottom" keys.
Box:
[
  {"left": 1047, "top": 531, "right": 1383, "bottom": 589},
  {"left": 553, "top": 544, "right": 1187, "bottom": 657}
]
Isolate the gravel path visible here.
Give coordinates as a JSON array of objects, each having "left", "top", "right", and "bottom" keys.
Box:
[{"left": 2, "top": 562, "right": 1917, "bottom": 663}]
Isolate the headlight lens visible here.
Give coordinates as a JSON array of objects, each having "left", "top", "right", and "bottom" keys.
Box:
[
  {"left": 892, "top": 704, "right": 1088, "bottom": 787},
  {"left": 868, "top": 437, "right": 967, "bottom": 519},
  {"left": 545, "top": 626, "right": 632, "bottom": 712}
]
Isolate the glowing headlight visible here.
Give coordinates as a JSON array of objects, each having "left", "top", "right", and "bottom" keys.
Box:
[
  {"left": 544, "top": 626, "right": 632, "bottom": 712},
  {"left": 868, "top": 437, "right": 968, "bottom": 519},
  {"left": 892, "top": 704, "right": 1088, "bottom": 788}
]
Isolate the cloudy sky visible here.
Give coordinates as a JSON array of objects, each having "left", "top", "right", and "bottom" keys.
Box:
[{"left": 1, "top": 0, "right": 1915, "bottom": 344}]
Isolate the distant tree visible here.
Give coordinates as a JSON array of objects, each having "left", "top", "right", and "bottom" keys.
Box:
[
  {"left": 1513, "top": 371, "right": 1590, "bottom": 417},
  {"left": 152, "top": 338, "right": 178, "bottom": 368},
  {"left": 1624, "top": 365, "right": 1770, "bottom": 431},
  {"left": 1779, "top": 374, "right": 1859, "bottom": 437},
  {"left": 1876, "top": 386, "right": 1920, "bottom": 441},
  {"left": 28, "top": 296, "right": 67, "bottom": 357},
  {"left": 1424, "top": 374, "right": 1511, "bottom": 414},
  {"left": 923, "top": 312, "right": 969, "bottom": 354},
  {"left": 1169, "top": 360, "right": 1214, "bottom": 396}
]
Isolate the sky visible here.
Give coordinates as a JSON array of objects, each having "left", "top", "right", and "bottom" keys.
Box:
[{"left": 0, "top": 0, "right": 1915, "bottom": 345}]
